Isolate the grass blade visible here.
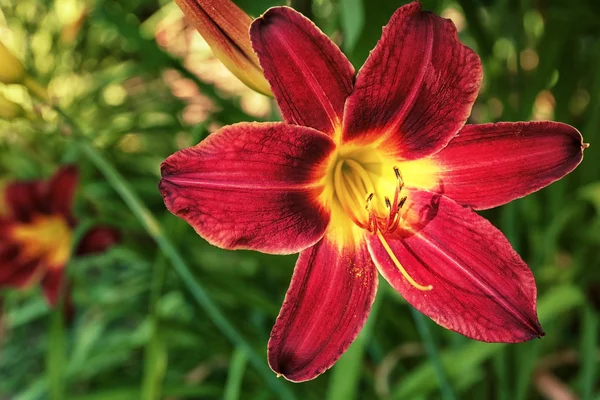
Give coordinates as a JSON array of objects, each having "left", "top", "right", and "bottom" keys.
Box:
[
  {"left": 224, "top": 348, "right": 249, "bottom": 400},
  {"left": 410, "top": 309, "right": 456, "bottom": 400}
]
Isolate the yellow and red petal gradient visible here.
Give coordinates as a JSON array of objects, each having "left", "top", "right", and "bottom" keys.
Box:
[
  {"left": 430, "top": 122, "right": 586, "bottom": 210},
  {"left": 0, "top": 222, "right": 43, "bottom": 288},
  {"left": 250, "top": 7, "right": 355, "bottom": 138},
  {"left": 174, "top": 0, "right": 271, "bottom": 96},
  {"left": 268, "top": 235, "right": 377, "bottom": 382},
  {"left": 368, "top": 190, "right": 543, "bottom": 343},
  {"left": 160, "top": 122, "right": 335, "bottom": 254},
  {"left": 342, "top": 2, "right": 482, "bottom": 160}
]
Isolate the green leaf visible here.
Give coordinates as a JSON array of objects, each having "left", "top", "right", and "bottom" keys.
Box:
[{"left": 340, "top": 0, "right": 365, "bottom": 52}]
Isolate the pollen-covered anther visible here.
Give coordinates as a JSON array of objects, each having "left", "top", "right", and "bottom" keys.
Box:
[{"left": 363, "top": 166, "right": 407, "bottom": 235}]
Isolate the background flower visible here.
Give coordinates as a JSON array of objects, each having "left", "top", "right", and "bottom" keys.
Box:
[{"left": 0, "top": 166, "right": 119, "bottom": 307}]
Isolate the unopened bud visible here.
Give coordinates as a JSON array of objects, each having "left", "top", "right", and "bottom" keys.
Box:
[
  {"left": 0, "top": 93, "right": 25, "bottom": 120},
  {"left": 175, "top": 0, "right": 272, "bottom": 96},
  {"left": 0, "top": 41, "right": 26, "bottom": 84}
]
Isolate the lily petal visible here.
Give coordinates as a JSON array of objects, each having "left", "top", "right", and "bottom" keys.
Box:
[
  {"left": 174, "top": 0, "right": 272, "bottom": 95},
  {"left": 251, "top": 7, "right": 355, "bottom": 137},
  {"left": 4, "top": 181, "right": 47, "bottom": 222},
  {"left": 431, "top": 122, "right": 585, "bottom": 210},
  {"left": 269, "top": 234, "right": 377, "bottom": 382},
  {"left": 367, "top": 190, "right": 543, "bottom": 342},
  {"left": 40, "top": 267, "right": 65, "bottom": 307},
  {"left": 160, "top": 122, "right": 334, "bottom": 254},
  {"left": 76, "top": 226, "right": 120, "bottom": 255},
  {"left": 0, "top": 230, "right": 43, "bottom": 288},
  {"left": 343, "top": 2, "right": 482, "bottom": 159},
  {"left": 48, "top": 165, "right": 78, "bottom": 220}
]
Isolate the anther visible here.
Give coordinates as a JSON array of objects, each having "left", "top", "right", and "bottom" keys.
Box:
[
  {"left": 385, "top": 197, "right": 391, "bottom": 208},
  {"left": 398, "top": 196, "right": 407, "bottom": 209},
  {"left": 365, "top": 192, "right": 374, "bottom": 209}
]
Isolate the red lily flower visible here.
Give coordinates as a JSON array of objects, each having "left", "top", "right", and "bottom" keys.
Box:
[
  {"left": 159, "top": 3, "right": 586, "bottom": 382},
  {"left": 0, "top": 166, "right": 119, "bottom": 307}
]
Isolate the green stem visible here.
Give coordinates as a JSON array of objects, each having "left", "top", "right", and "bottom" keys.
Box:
[
  {"left": 47, "top": 303, "right": 66, "bottom": 400},
  {"left": 409, "top": 309, "right": 456, "bottom": 400},
  {"left": 141, "top": 257, "right": 168, "bottom": 400},
  {"left": 224, "top": 348, "right": 250, "bottom": 400}
]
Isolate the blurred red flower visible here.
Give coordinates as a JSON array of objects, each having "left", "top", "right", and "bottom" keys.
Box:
[{"left": 0, "top": 166, "right": 119, "bottom": 307}]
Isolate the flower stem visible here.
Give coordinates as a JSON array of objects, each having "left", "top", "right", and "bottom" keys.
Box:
[
  {"left": 46, "top": 303, "right": 66, "bottom": 400},
  {"left": 409, "top": 308, "right": 456, "bottom": 400}
]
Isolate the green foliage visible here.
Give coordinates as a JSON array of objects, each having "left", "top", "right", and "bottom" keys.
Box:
[{"left": 0, "top": 0, "right": 599, "bottom": 398}]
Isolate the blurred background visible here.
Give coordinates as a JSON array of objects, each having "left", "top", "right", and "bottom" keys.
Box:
[{"left": 0, "top": 0, "right": 599, "bottom": 398}]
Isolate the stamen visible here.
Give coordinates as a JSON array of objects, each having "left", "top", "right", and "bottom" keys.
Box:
[
  {"left": 333, "top": 161, "right": 370, "bottom": 229},
  {"left": 345, "top": 160, "right": 375, "bottom": 195},
  {"left": 376, "top": 230, "right": 432, "bottom": 291}
]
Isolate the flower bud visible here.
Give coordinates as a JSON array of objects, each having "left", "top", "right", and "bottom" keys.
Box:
[
  {"left": 0, "top": 93, "right": 25, "bottom": 120},
  {"left": 174, "top": 0, "right": 272, "bottom": 96},
  {"left": 0, "top": 41, "right": 26, "bottom": 84}
]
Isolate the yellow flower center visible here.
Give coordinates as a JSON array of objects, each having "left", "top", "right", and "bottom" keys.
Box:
[
  {"left": 11, "top": 214, "right": 73, "bottom": 269},
  {"left": 321, "top": 143, "right": 433, "bottom": 291}
]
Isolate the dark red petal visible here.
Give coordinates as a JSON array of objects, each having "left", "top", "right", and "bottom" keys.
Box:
[
  {"left": 0, "top": 222, "right": 40, "bottom": 287},
  {"left": 47, "top": 165, "right": 78, "bottom": 219},
  {"left": 41, "top": 267, "right": 65, "bottom": 307},
  {"left": 269, "top": 234, "right": 377, "bottom": 382},
  {"left": 251, "top": 7, "right": 354, "bottom": 137},
  {"left": 343, "top": 2, "right": 482, "bottom": 159},
  {"left": 76, "top": 226, "right": 120, "bottom": 255},
  {"left": 0, "top": 244, "right": 44, "bottom": 288},
  {"left": 160, "top": 122, "right": 334, "bottom": 254},
  {"left": 4, "top": 181, "right": 47, "bottom": 222},
  {"left": 367, "top": 190, "right": 543, "bottom": 343},
  {"left": 432, "top": 122, "right": 585, "bottom": 210}
]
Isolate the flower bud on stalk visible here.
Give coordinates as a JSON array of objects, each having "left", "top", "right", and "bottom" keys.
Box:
[
  {"left": 0, "top": 41, "right": 48, "bottom": 101},
  {"left": 174, "top": 0, "right": 272, "bottom": 96}
]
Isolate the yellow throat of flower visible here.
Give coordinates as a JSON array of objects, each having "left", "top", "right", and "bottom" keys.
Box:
[
  {"left": 321, "top": 143, "right": 437, "bottom": 291},
  {"left": 11, "top": 215, "right": 73, "bottom": 269}
]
